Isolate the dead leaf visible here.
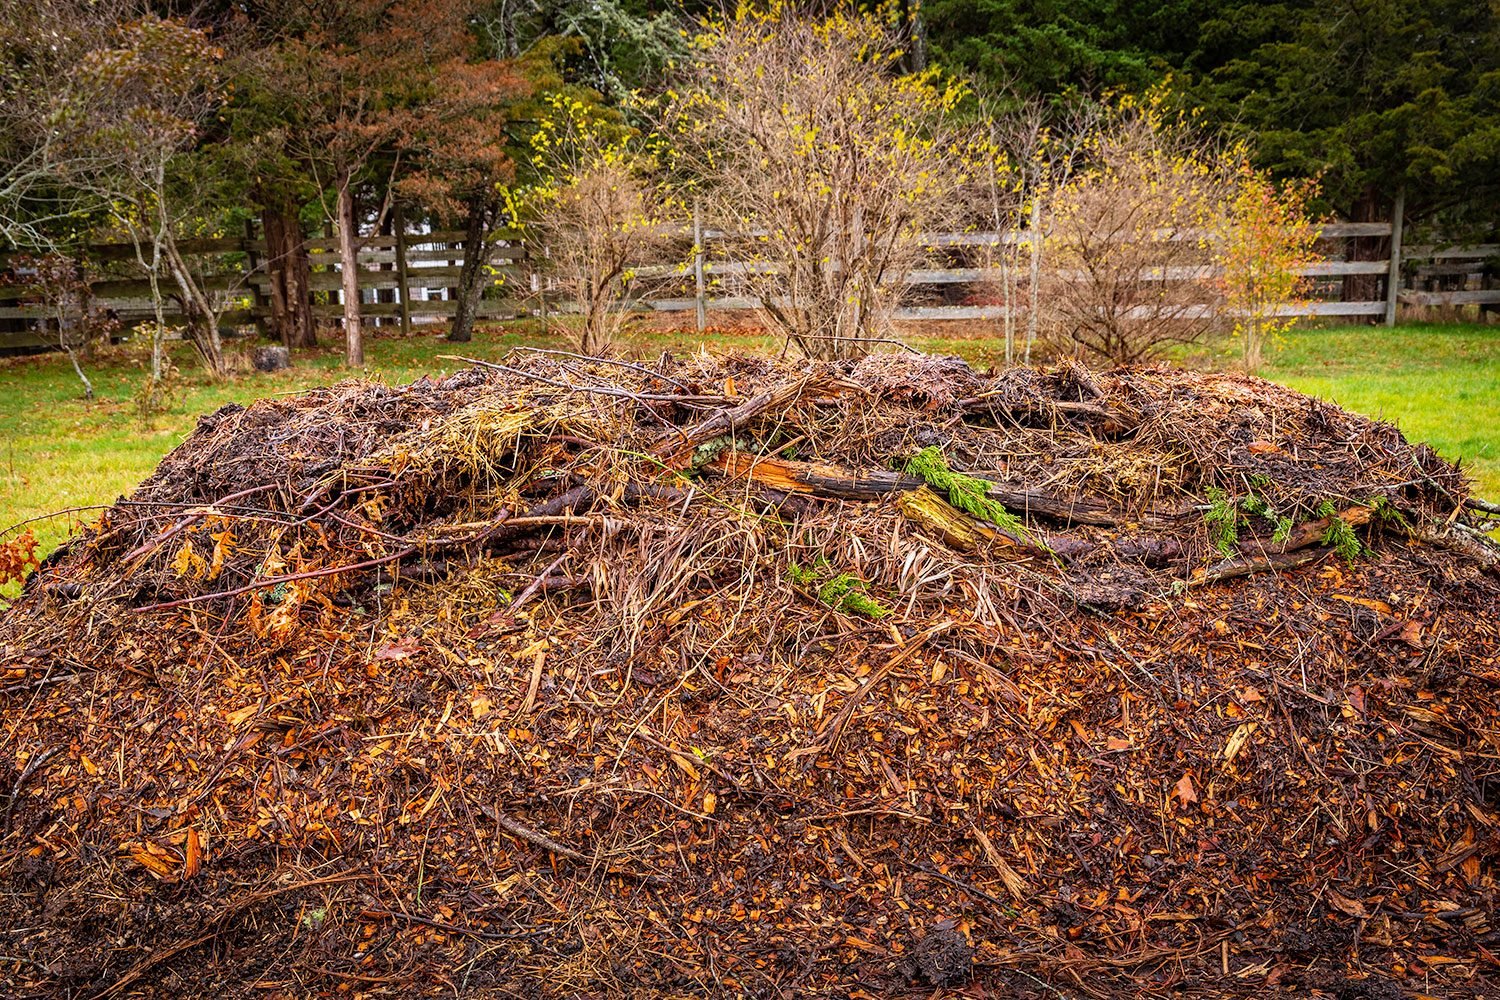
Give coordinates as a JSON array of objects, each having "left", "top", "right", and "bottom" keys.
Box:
[
  {"left": 374, "top": 638, "right": 420, "bottom": 661},
  {"left": 1400, "top": 619, "right": 1424, "bottom": 647},
  {"left": 1331, "top": 594, "right": 1392, "bottom": 615},
  {"left": 1174, "top": 773, "right": 1198, "bottom": 808}
]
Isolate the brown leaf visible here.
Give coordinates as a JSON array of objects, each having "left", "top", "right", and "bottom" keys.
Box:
[
  {"left": 1174, "top": 773, "right": 1198, "bottom": 808},
  {"left": 374, "top": 638, "right": 420, "bottom": 661}
]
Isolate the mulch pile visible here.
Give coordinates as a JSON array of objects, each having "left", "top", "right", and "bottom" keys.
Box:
[{"left": 1, "top": 350, "right": 1498, "bottom": 999}]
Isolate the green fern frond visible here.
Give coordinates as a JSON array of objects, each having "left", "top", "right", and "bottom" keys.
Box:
[{"left": 1205, "top": 486, "right": 1239, "bottom": 558}]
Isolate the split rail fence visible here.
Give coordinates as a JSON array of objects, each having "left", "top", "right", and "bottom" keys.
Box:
[{"left": 2, "top": 215, "right": 1497, "bottom": 351}]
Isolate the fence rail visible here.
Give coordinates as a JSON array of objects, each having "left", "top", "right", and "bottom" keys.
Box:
[{"left": 2, "top": 217, "right": 1496, "bottom": 350}]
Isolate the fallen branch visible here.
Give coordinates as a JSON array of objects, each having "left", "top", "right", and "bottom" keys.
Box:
[
  {"left": 481, "top": 804, "right": 589, "bottom": 861},
  {"left": 1189, "top": 548, "right": 1326, "bottom": 587},
  {"left": 361, "top": 908, "right": 549, "bottom": 942},
  {"left": 92, "top": 872, "right": 368, "bottom": 999},
  {"left": 3, "top": 747, "right": 60, "bottom": 834},
  {"left": 653, "top": 376, "right": 825, "bottom": 467},
  {"left": 1190, "top": 505, "right": 1380, "bottom": 587},
  {"left": 955, "top": 394, "right": 1139, "bottom": 437}
]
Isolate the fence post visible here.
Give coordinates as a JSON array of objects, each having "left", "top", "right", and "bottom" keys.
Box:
[
  {"left": 1383, "top": 188, "right": 1405, "bottom": 328},
  {"left": 394, "top": 205, "right": 412, "bottom": 336},
  {"left": 693, "top": 199, "right": 706, "bottom": 332}
]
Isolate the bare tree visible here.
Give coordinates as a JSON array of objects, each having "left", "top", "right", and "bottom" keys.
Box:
[
  {"left": 61, "top": 15, "right": 232, "bottom": 376},
  {"left": 662, "top": 7, "right": 979, "bottom": 359},
  {"left": 0, "top": 0, "right": 132, "bottom": 249}
]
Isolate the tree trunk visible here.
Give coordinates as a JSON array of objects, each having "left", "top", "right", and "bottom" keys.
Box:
[
  {"left": 449, "top": 192, "right": 493, "bottom": 343},
  {"left": 336, "top": 179, "right": 364, "bottom": 367},
  {"left": 1342, "top": 185, "right": 1389, "bottom": 317},
  {"left": 162, "top": 229, "right": 225, "bottom": 375},
  {"left": 261, "top": 200, "right": 316, "bottom": 348}
]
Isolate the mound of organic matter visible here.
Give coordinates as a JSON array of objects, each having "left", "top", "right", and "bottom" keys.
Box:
[{"left": 1, "top": 351, "right": 1497, "bottom": 998}]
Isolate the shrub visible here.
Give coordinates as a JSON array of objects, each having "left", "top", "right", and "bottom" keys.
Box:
[{"left": 661, "top": 5, "right": 979, "bottom": 359}]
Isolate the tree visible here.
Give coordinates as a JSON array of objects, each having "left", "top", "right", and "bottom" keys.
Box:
[
  {"left": 1216, "top": 169, "right": 1321, "bottom": 373},
  {"left": 248, "top": 0, "right": 520, "bottom": 366},
  {"left": 662, "top": 5, "right": 980, "bottom": 359},
  {"left": 63, "top": 15, "right": 231, "bottom": 377},
  {"left": 397, "top": 40, "right": 529, "bottom": 344},
  {"left": 474, "top": 0, "right": 687, "bottom": 102},
  {"left": 0, "top": 0, "right": 128, "bottom": 250},
  {"left": 921, "top": 0, "right": 1201, "bottom": 102},
  {"left": 1184, "top": 0, "right": 1500, "bottom": 298}
]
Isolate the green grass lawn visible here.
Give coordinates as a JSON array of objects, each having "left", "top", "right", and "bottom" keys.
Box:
[{"left": 2, "top": 320, "right": 1496, "bottom": 586}]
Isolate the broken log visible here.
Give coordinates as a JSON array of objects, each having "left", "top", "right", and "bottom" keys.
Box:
[
  {"left": 705, "top": 451, "right": 1155, "bottom": 527},
  {"left": 896, "top": 486, "right": 1013, "bottom": 553}
]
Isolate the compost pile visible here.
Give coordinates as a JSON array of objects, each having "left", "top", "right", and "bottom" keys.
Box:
[{"left": 2, "top": 351, "right": 1498, "bottom": 999}]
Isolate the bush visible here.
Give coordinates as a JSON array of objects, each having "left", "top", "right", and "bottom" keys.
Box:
[
  {"left": 522, "top": 94, "right": 673, "bottom": 355},
  {"left": 1039, "top": 96, "right": 1232, "bottom": 365},
  {"left": 661, "top": 6, "right": 979, "bottom": 359}
]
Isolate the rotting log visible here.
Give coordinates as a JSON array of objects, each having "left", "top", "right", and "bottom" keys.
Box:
[
  {"left": 1239, "top": 504, "right": 1374, "bottom": 556},
  {"left": 896, "top": 486, "right": 1009, "bottom": 553},
  {"left": 712, "top": 453, "right": 1090, "bottom": 560}
]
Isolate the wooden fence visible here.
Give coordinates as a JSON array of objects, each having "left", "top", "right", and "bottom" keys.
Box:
[{"left": 2, "top": 215, "right": 1497, "bottom": 351}]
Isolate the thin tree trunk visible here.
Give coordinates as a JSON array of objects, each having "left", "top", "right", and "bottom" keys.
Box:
[
  {"left": 449, "top": 193, "right": 492, "bottom": 343},
  {"left": 261, "top": 199, "right": 316, "bottom": 348},
  {"left": 336, "top": 179, "right": 364, "bottom": 367},
  {"left": 1026, "top": 199, "right": 1042, "bottom": 365},
  {"left": 160, "top": 224, "right": 225, "bottom": 375}
]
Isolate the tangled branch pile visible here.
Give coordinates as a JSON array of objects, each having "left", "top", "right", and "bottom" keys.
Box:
[{"left": 2, "top": 352, "right": 1498, "bottom": 998}]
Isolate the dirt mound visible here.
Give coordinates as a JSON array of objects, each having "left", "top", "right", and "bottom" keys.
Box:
[{"left": 1, "top": 351, "right": 1497, "bottom": 998}]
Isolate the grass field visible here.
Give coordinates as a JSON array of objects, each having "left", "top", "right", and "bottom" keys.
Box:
[{"left": 2, "top": 320, "right": 1496, "bottom": 577}]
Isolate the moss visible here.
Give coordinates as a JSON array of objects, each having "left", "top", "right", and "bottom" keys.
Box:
[
  {"left": 817, "top": 573, "right": 890, "bottom": 619},
  {"left": 788, "top": 563, "right": 889, "bottom": 619}
]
